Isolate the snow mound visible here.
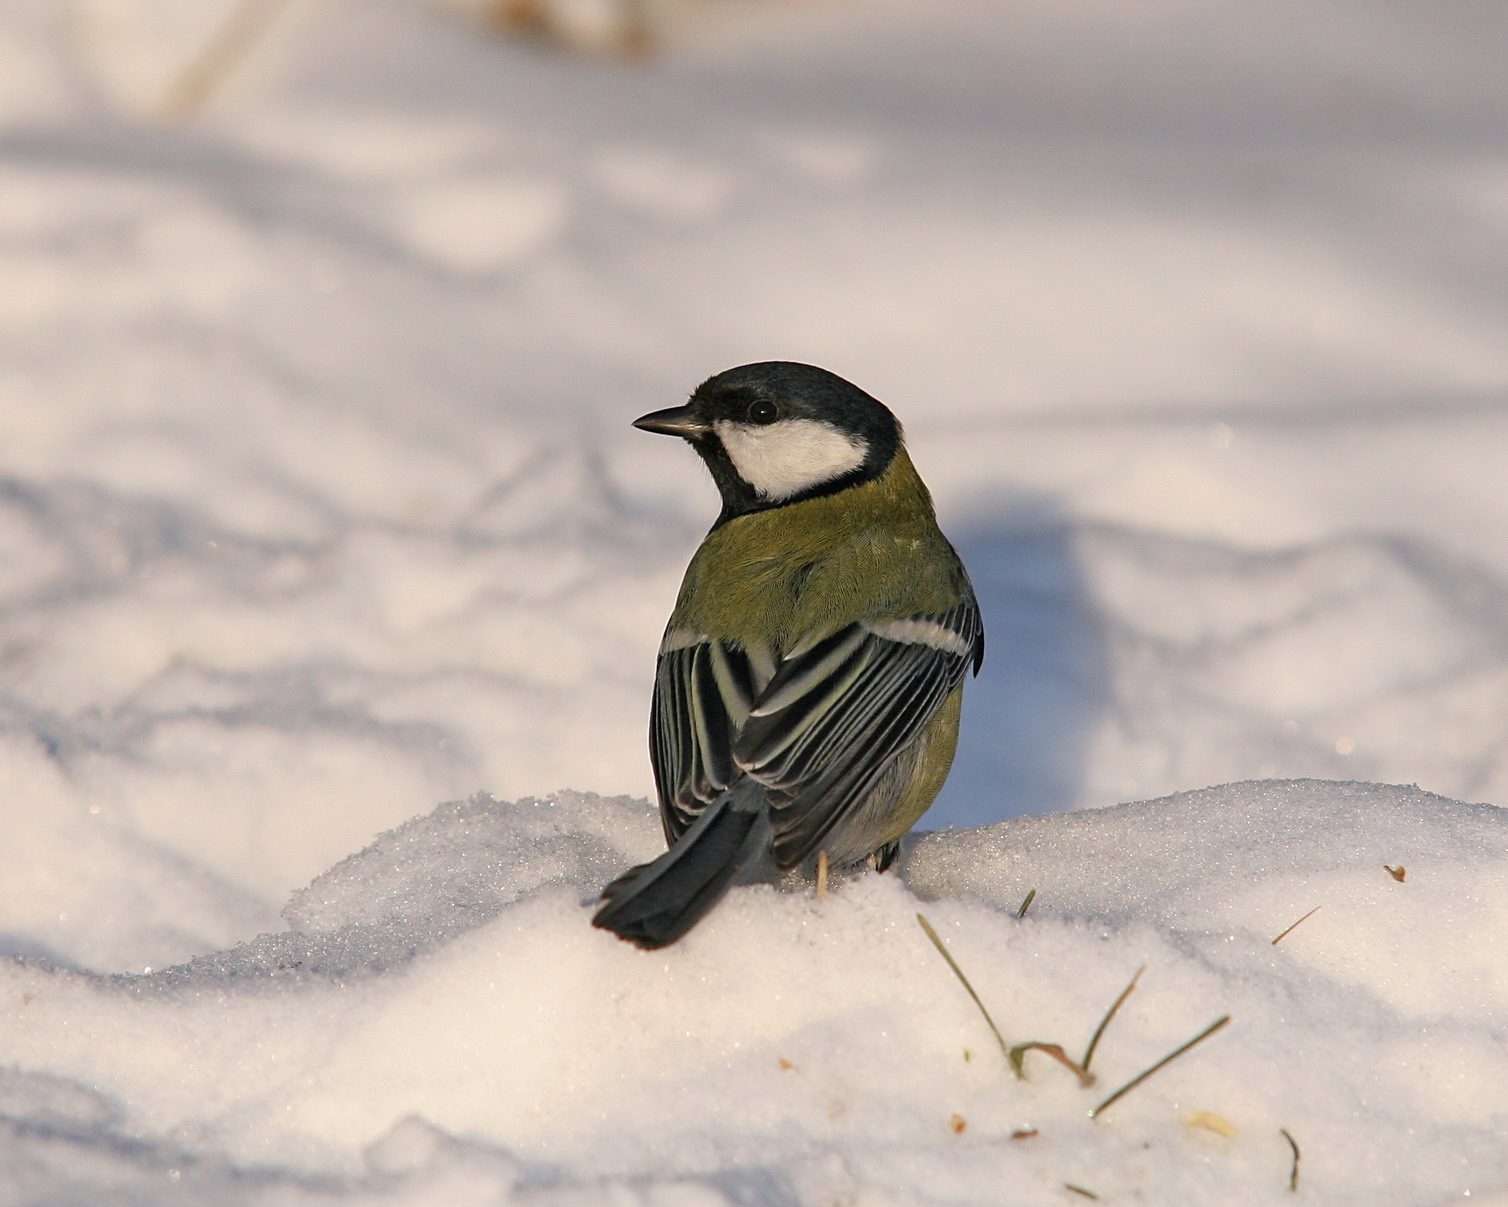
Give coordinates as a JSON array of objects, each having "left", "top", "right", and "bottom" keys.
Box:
[{"left": 3, "top": 780, "right": 1504, "bottom": 1205}]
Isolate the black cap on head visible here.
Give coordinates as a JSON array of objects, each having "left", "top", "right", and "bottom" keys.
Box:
[
  {"left": 689, "top": 362, "right": 900, "bottom": 444},
  {"left": 660, "top": 362, "right": 901, "bottom": 525}
]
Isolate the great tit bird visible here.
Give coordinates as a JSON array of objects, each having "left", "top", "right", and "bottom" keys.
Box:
[{"left": 593, "top": 361, "right": 982, "bottom": 949}]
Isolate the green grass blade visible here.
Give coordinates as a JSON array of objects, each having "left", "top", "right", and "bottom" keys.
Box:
[
  {"left": 1088, "top": 1015, "right": 1231, "bottom": 1119},
  {"left": 1281, "top": 1128, "right": 1301, "bottom": 1191},
  {"left": 916, "top": 913, "right": 1016, "bottom": 1073},
  {"left": 1081, "top": 966, "right": 1144, "bottom": 1072}
]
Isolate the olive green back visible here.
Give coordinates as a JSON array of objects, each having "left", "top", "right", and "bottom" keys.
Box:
[{"left": 669, "top": 448, "right": 968, "bottom": 654}]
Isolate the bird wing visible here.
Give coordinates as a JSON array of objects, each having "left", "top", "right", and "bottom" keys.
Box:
[
  {"left": 650, "top": 599, "right": 983, "bottom": 860},
  {"left": 733, "top": 599, "right": 983, "bottom": 867},
  {"left": 650, "top": 632, "right": 769, "bottom": 842}
]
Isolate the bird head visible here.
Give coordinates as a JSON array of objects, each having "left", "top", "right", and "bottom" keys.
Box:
[{"left": 634, "top": 362, "right": 902, "bottom": 523}]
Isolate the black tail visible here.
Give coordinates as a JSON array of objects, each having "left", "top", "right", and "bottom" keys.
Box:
[{"left": 593, "top": 781, "right": 772, "bottom": 949}]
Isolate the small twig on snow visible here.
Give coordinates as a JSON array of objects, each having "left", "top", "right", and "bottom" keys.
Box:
[{"left": 1271, "top": 906, "right": 1322, "bottom": 946}]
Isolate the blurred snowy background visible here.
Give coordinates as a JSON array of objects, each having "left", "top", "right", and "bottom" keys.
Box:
[
  {"left": 3, "top": 1, "right": 1508, "bottom": 1202},
  {"left": 7, "top": 0, "right": 1507, "bottom": 967}
]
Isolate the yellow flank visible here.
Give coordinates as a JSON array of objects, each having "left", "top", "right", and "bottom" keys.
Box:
[
  {"left": 882, "top": 686, "right": 963, "bottom": 843},
  {"left": 670, "top": 448, "right": 966, "bottom": 651}
]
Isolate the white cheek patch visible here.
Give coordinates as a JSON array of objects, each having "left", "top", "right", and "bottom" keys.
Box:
[{"left": 714, "top": 418, "right": 869, "bottom": 501}]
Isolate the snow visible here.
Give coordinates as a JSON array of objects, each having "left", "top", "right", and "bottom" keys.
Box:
[
  {"left": 2, "top": 0, "right": 1508, "bottom": 1202},
  {"left": 6, "top": 783, "right": 1507, "bottom": 1204}
]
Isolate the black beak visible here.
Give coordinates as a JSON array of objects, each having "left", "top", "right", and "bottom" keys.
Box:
[{"left": 633, "top": 405, "right": 709, "bottom": 439}]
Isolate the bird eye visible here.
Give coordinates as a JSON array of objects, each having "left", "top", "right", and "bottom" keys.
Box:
[{"left": 747, "top": 400, "right": 779, "bottom": 425}]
